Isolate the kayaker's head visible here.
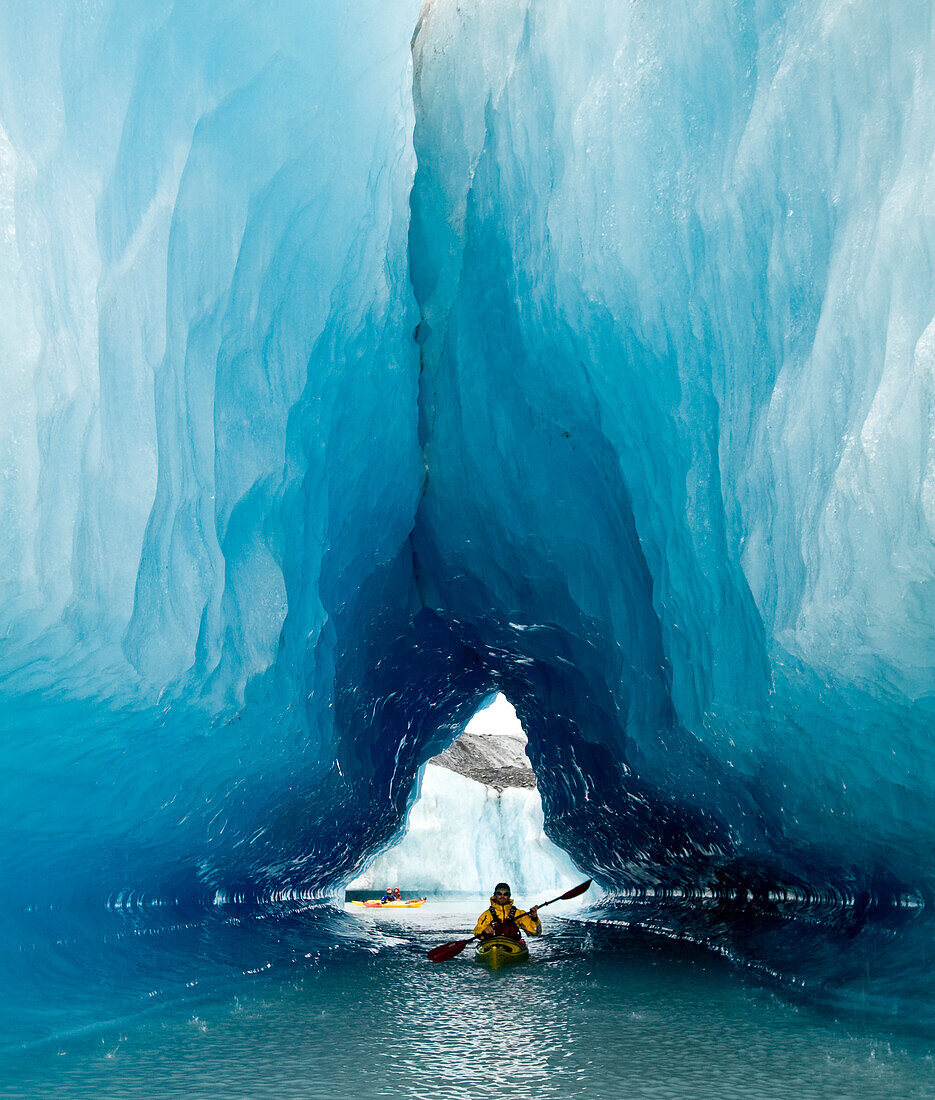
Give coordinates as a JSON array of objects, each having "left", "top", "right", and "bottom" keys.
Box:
[{"left": 493, "top": 882, "right": 511, "bottom": 904}]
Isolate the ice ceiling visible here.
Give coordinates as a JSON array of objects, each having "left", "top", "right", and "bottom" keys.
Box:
[{"left": 0, "top": 0, "right": 932, "bottom": 919}]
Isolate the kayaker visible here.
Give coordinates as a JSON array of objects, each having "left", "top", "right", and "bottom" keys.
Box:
[
  {"left": 381, "top": 886, "right": 394, "bottom": 904},
  {"left": 393, "top": 887, "right": 402, "bottom": 900},
  {"left": 474, "top": 882, "right": 541, "bottom": 942}
]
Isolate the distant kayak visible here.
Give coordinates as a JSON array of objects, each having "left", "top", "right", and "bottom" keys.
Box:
[
  {"left": 475, "top": 935, "right": 529, "bottom": 968},
  {"left": 351, "top": 898, "right": 427, "bottom": 909}
]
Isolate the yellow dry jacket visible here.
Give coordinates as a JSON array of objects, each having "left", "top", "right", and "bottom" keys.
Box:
[{"left": 473, "top": 896, "right": 542, "bottom": 937}]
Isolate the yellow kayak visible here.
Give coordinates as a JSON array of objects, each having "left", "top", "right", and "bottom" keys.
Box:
[
  {"left": 475, "top": 935, "right": 529, "bottom": 968},
  {"left": 351, "top": 898, "right": 427, "bottom": 908}
]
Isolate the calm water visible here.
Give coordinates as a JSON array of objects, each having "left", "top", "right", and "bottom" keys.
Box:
[{"left": 2, "top": 902, "right": 932, "bottom": 1099}]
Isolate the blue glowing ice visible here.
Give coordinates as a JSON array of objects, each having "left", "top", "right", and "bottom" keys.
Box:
[{"left": 0, "top": 0, "right": 932, "bottom": 1015}]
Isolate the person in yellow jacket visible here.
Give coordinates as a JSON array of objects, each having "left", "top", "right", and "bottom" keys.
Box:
[{"left": 473, "top": 882, "right": 541, "bottom": 942}]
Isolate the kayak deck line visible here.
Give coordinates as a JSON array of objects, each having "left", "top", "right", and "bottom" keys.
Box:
[{"left": 475, "top": 935, "right": 530, "bottom": 968}]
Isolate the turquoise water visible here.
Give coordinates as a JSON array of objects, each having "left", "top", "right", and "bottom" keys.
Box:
[{"left": 2, "top": 903, "right": 932, "bottom": 1099}]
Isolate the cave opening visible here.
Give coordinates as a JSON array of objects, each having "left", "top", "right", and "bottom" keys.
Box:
[{"left": 343, "top": 693, "right": 584, "bottom": 903}]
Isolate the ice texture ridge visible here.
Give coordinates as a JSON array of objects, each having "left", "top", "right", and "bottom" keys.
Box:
[{"left": 0, "top": 0, "right": 933, "bottom": 938}]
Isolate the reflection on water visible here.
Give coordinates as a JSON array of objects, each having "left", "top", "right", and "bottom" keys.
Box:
[{"left": 2, "top": 902, "right": 932, "bottom": 1099}]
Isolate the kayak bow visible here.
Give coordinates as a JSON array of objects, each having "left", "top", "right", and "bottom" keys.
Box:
[{"left": 475, "top": 935, "right": 529, "bottom": 968}]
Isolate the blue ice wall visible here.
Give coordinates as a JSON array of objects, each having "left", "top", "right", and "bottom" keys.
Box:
[
  {"left": 0, "top": 0, "right": 437, "bottom": 910},
  {"left": 408, "top": 0, "right": 935, "bottom": 899},
  {"left": 0, "top": 0, "right": 933, "bottom": 944}
]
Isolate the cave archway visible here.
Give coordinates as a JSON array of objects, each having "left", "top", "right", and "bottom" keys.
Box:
[{"left": 344, "top": 694, "right": 583, "bottom": 899}]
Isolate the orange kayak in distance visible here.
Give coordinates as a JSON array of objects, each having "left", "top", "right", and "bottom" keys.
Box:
[{"left": 351, "top": 898, "right": 427, "bottom": 908}]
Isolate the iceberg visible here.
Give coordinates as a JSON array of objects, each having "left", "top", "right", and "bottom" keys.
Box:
[{"left": 0, "top": 0, "right": 932, "bottom": 1036}]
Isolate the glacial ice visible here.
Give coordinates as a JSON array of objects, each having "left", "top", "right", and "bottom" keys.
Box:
[
  {"left": 346, "top": 763, "right": 582, "bottom": 897},
  {"left": 0, "top": 0, "right": 932, "bottom": 1022}
]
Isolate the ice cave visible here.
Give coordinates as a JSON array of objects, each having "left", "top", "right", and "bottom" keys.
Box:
[{"left": 0, "top": 0, "right": 933, "bottom": 1083}]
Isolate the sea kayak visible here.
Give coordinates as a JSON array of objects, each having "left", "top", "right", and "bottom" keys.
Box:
[
  {"left": 475, "top": 935, "right": 529, "bottom": 968},
  {"left": 351, "top": 898, "right": 427, "bottom": 909}
]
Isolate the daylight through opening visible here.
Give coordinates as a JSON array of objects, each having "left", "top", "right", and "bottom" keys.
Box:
[{"left": 345, "top": 695, "right": 583, "bottom": 900}]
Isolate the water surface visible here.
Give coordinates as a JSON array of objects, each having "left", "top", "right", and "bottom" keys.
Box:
[{"left": 3, "top": 902, "right": 932, "bottom": 1098}]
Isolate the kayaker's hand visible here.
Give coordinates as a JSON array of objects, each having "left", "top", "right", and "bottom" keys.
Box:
[{"left": 529, "top": 906, "right": 539, "bottom": 918}]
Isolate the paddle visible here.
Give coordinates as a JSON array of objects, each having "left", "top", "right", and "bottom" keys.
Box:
[{"left": 427, "top": 879, "right": 593, "bottom": 962}]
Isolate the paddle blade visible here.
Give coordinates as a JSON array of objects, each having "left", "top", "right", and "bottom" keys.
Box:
[
  {"left": 538, "top": 878, "right": 593, "bottom": 909},
  {"left": 560, "top": 878, "right": 593, "bottom": 901},
  {"left": 427, "top": 938, "right": 471, "bottom": 962}
]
